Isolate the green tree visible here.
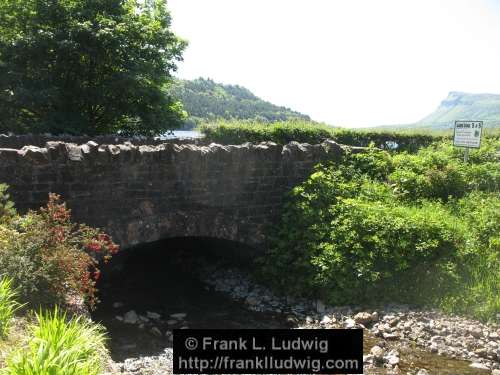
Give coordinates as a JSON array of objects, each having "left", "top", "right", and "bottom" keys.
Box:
[{"left": 0, "top": 0, "right": 187, "bottom": 136}]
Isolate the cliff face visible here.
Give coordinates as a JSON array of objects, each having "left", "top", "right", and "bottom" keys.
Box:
[{"left": 418, "top": 92, "right": 500, "bottom": 129}]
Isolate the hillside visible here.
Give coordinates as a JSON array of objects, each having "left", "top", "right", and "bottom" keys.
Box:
[
  {"left": 171, "top": 78, "right": 311, "bottom": 128},
  {"left": 417, "top": 91, "right": 500, "bottom": 129}
]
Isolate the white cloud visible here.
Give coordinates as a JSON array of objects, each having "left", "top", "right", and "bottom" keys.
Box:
[{"left": 167, "top": 0, "right": 500, "bottom": 127}]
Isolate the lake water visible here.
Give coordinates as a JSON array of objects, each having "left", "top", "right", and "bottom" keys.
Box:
[{"left": 160, "top": 130, "right": 202, "bottom": 139}]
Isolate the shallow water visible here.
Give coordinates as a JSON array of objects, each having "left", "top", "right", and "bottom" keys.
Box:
[{"left": 92, "top": 241, "right": 490, "bottom": 374}]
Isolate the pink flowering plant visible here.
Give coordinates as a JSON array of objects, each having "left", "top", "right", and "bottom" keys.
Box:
[{"left": 0, "top": 193, "right": 119, "bottom": 309}]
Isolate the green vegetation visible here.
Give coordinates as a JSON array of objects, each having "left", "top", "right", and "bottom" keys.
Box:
[
  {"left": 259, "top": 139, "right": 499, "bottom": 321},
  {"left": 0, "top": 0, "right": 186, "bottom": 136},
  {"left": 0, "top": 192, "right": 118, "bottom": 309},
  {"left": 200, "top": 120, "right": 334, "bottom": 144},
  {"left": 0, "top": 278, "right": 22, "bottom": 339},
  {"left": 172, "top": 78, "right": 310, "bottom": 128},
  {"left": 0, "top": 191, "right": 113, "bottom": 373},
  {"left": 0, "top": 186, "right": 15, "bottom": 222},
  {"left": 3, "top": 307, "right": 107, "bottom": 375},
  {"left": 200, "top": 120, "right": 444, "bottom": 152}
]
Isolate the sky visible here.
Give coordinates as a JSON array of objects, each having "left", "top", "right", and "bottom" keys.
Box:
[{"left": 167, "top": 0, "right": 500, "bottom": 128}]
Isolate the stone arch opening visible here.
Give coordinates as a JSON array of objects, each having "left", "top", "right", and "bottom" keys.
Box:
[{"left": 92, "top": 236, "right": 285, "bottom": 361}]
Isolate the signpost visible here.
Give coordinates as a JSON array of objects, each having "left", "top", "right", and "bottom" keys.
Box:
[{"left": 453, "top": 120, "right": 482, "bottom": 162}]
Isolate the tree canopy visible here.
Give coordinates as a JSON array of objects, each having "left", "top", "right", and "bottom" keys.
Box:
[
  {"left": 172, "top": 78, "right": 311, "bottom": 128},
  {"left": 0, "top": 0, "right": 187, "bottom": 136}
]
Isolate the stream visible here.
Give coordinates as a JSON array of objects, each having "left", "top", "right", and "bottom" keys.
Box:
[{"left": 92, "top": 238, "right": 492, "bottom": 374}]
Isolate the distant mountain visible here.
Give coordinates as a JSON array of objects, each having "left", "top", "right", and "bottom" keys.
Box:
[
  {"left": 417, "top": 91, "right": 500, "bottom": 129},
  {"left": 171, "top": 78, "right": 311, "bottom": 128}
]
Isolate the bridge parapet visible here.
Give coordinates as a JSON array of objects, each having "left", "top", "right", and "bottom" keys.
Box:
[{"left": 0, "top": 140, "right": 347, "bottom": 249}]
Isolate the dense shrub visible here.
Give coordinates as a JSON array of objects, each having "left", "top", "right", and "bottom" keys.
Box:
[
  {"left": 0, "top": 185, "right": 15, "bottom": 223},
  {"left": 390, "top": 138, "right": 499, "bottom": 201},
  {"left": 259, "top": 138, "right": 500, "bottom": 320},
  {"left": 0, "top": 194, "right": 118, "bottom": 309},
  {"left": 199, "top": 120, "right": 335, "bottom": 145},
  {"left": 199, "top": 120, "right": 445, "bottom": 152},
  {"left": 342, "top": 146, "right": 394, "bottom": 180},
  {"left": 260, "top": 167, "right": 464, "bottom": 306},
  {"left": 333, "top": 129, "right": 442, "bottom": 153}
]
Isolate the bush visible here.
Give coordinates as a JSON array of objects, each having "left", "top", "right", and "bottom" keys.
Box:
[
  {"left": 260, "top": 167, "right": 464, "bottom": 306},
  {"left": 4, "top": 307, "right": 107, "bottom": 375},
  {"left": 0, "top": 194, "right": 118, "bottom": 309},
  {"left": 199, "top": 120, "right": 335, "bottom": 145},
  {"left": 259, "top": 138, "right": 500, "bottom": 320},
  {"left": 342, "top": 146, "right": 394, "bottom": 180},
  {"left": 0, "top": 185, "right": 15, "bottom": 223},
  {"left": 0, "top": 277, "right": 22, "bottom": 338},
  {"left": 199, "top": 120, "right": 445, "bottom": 152},
  {"left": 389, "top": 137, "right": 499, "bottom": 201},
  {"left": 333, "top": 129, "right": 442, "bottom": 153}
]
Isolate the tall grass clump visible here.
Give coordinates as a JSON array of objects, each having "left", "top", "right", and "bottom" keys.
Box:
[
  {"left": 0, "top": 277, "right": 22, "bottom": 338},
  {"left": 4, "top": 307, "right": 107, "bottom": 375},
  {"left": 441, "top": 192, "right": 500, "bottom": 321}
]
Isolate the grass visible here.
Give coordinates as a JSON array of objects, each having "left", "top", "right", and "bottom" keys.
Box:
[
  {"left": 467, "top": 257, "right": 500, "bottom": 320},
  {"left": 3, "top": 307, "right": 108, "bottom": 375},
  {"left": 0, "top": 277, "right": 22, "bottom": 339}
]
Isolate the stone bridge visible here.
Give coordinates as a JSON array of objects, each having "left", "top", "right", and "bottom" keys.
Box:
[{"left": 0, "top": 139, "right": 351, "bottom": 250}]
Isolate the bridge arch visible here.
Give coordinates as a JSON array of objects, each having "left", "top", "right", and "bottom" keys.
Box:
[{"left": 0, "top": 139, "right": 347, "bottom": 251}]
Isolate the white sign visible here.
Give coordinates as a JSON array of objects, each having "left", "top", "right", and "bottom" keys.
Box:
[{"left": 453, "top": 121, "right": 482, "bottom": 148}]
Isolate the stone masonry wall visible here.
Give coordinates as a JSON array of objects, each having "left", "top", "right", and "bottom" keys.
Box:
[
  {"left": 0, "top": 140, "right": 347, "bottom": 250},
  {"left": 0, "top": 134, "right": 205, "bottom": 149}
]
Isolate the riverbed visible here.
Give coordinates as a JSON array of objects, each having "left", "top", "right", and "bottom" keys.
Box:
[{"left": 92, "top": 240, "right": 496, "bottom": 374}]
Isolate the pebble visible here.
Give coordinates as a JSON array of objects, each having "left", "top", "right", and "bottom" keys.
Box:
[
  {"left": 246, "top": 296, "right": 259, "bottom": 306},
  {"left": 170, "top": 313, "right": 187, "bottom": 320},
  {"left": 385, "top": 350, "right": 400, "bottom": 366},
  {"left": 320, "top": 315, "right": 332, "bottom": 325},
  {"left": 469, "top": 362, "right": 490, "bottom": 370},
  {"left": 354, "top": 311, "right": 373, "bottom": 325},
  {"left": 150, "top": 327, "right": 162, "bottom": 337},
  {"left": 345, "top": 318, "right": 356, "bottom": 329},
  {"left": 123, "top": 310, "right": 139, "bottom": 324},
  {"left": 370, "top": 345, "right": 385, "bottom": 361},
  {"left": 383, "top": 332, "right": 400, "bottom": 341},
  {"left": 416, "top": 369, "right": 429, "bottom": 375},
  {"left": 109, "top": 261, "right": 500, "bottom": 375},
  {"left": 146, "top": 311, "right": 161, "bottom": 320}
]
